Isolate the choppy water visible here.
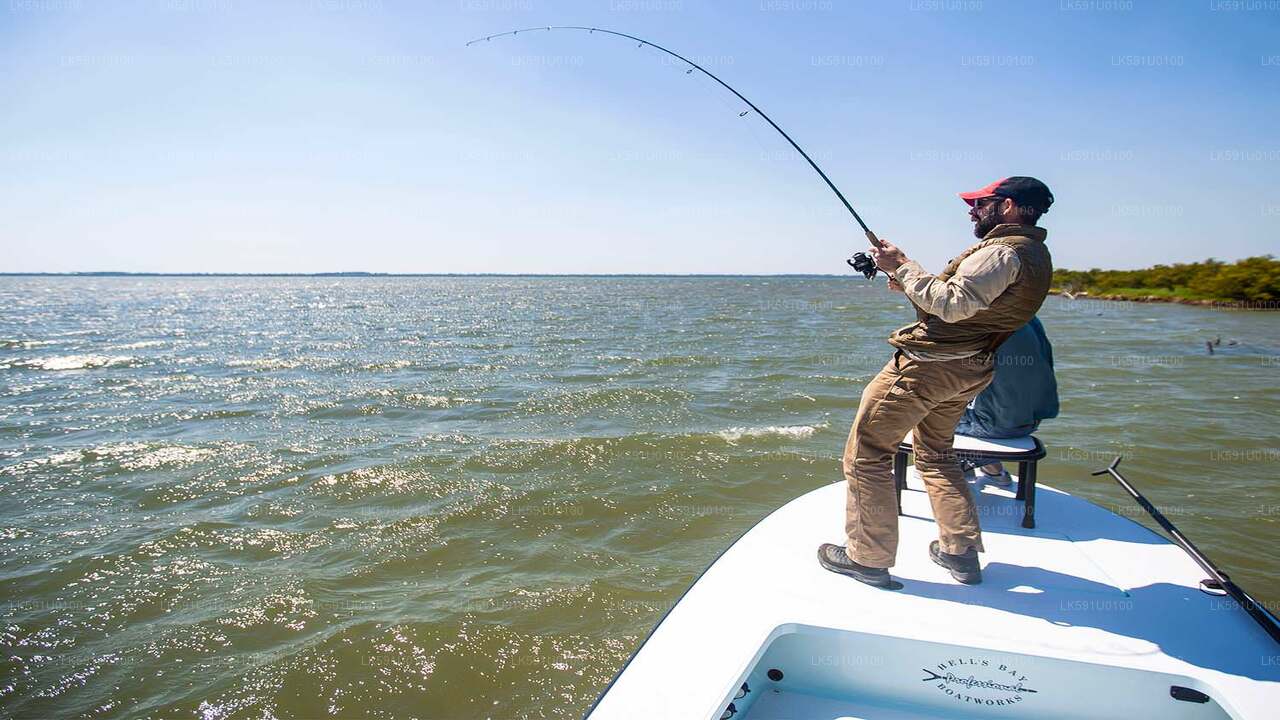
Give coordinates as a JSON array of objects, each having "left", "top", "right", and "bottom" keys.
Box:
[{"left": 1, "top": 277, "right": 1277, "bottom": 719}]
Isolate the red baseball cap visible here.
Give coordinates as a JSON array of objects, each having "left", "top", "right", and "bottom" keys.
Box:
[{"left": 959, "top": 176, "right": 1054, "bottom": 212}]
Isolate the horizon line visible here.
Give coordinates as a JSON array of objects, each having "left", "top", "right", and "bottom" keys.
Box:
[{"left": 1, "top": 272, "right": 857, "bottom": 278}]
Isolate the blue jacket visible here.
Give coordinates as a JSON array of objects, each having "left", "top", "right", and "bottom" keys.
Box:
[{"left": 955, "top": 317, "right": 1059, "bottom": 439}]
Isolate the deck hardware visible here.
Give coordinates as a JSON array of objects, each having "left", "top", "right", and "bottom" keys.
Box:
[
  {"left": 734, "top": 682, "right": 749, "bottom": 699},
  {"left": 1170, "top": 686, "right": 1211, "bottom": 703},
  {"left": 766, "top": 668, "right": 784, "bottom": 682},
  {"left": 1094, "top": 456, "right": 1280, "bottom": 645},
  {"left": 719, "top": 702, "right": 736, "bottom": 719},
  {"left": 1198, "top": 578, "right": 1228, "bottom": 596}
]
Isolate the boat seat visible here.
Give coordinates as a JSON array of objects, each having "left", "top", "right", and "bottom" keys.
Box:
[{"left": 895, "top": 433, "right": 1046, "bottom": 528}]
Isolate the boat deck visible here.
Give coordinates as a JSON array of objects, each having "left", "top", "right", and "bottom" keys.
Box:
[{"left": 587, "top": 470, "right": 1280, "bottom": 719}]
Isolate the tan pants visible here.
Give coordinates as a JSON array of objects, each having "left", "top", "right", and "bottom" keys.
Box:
[{"left": 842, "top": 351, "right": 994, "bottom": 568}]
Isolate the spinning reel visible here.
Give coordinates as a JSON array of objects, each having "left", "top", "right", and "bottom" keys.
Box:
[{"left": 846, "top": 252, "right": 879, "bottom": 280}]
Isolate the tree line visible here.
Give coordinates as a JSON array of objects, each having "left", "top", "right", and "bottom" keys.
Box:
[{"left": 1052, "top": 256, "right": 1280, "bottom": 302}]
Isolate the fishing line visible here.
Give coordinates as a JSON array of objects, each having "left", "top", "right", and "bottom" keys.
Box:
[{"left": 466, "top": 25, "right": 883, "bottom": 273}]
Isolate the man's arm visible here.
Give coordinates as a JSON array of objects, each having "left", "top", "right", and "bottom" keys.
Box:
[
  {"left": 893, "top": 245, "right": 1021, "bottom": 322},
  {"left": 870, "top": 240, "right": 1021, "bottom": 323}
]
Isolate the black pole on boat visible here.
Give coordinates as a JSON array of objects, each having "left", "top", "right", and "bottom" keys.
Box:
[
  {"left": 465, "top": 26, "right": 885, "bottom": 265},
  {"left": 1093, "top": 456, "right": 1280, "bottom": 645}
]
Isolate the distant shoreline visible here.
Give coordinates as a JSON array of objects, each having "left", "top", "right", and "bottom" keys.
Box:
[
  {"left": 8, "top": 273, "right": 1276, "bottom": 309},
  {"left": 0, "top": 272, "right": 849, "bottom": 278},
  {"left": 1052, "top": 257, "right": 1278, "bottom": 309},
  {"left": 1049, "top": 289, "right": 1280, "bottom": 310}
]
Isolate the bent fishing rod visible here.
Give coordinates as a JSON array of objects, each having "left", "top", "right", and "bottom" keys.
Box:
[
  {"left": 1094, "top": 456, "right": 1280, "bottom": 645},
  {"left": 466, "top": 26, "right": 883, "bottom": 278}
]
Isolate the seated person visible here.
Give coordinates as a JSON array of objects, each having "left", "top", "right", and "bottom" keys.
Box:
[{"left": 955, "top": 316, "right": 1059, "bottom": 486}]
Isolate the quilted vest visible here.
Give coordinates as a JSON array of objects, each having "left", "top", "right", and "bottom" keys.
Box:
[{"left": 887, "top": 224, "right": 1052, "bottom": 356}]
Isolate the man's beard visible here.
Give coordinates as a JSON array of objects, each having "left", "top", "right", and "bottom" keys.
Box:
[{"left": 972, "top": 204, "right": 1002, "bottom": 238}]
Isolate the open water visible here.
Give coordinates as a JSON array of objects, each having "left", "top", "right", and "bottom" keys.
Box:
[{"left": 1, "top": 276, "right": 1277, "bottom": 718}]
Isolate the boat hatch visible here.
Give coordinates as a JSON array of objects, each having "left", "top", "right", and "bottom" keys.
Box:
[{"left": 717, "top": 623, "right": 1235, "bottom": 720}]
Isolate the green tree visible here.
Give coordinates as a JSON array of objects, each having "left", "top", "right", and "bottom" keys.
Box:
[{"left": 1053, "top": 256, "right": 1278, "bottom": 303}]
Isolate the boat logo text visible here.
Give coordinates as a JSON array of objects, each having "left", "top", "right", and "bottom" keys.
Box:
[{"left": 921, "top": 657, "right": 1038, "bottom": 707}]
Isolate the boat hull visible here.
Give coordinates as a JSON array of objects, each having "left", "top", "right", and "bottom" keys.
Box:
[{"left": 586, "top": 470, "right": 1280, "bottom": 719}]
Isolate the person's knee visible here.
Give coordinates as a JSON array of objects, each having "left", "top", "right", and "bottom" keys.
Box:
[
  {"left": 854, "top": 420, "right": 904, "bottom": 457},
  {"left": 848, "top": 444, "right": 896, "bottom": 471}
]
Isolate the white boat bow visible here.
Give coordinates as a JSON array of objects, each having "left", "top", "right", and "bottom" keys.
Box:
[{"left": 586, "top": 470, "right": 1280, "bottom": 719}]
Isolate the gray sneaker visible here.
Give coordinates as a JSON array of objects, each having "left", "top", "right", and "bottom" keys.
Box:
[
  {"left": 929, "top": 540, "right": 982, "bottom": 585},
  {"left": 817, "top": 543, "right": 893, "bottom": 588},
  {"left": 979, "top": 468, "right": 1013, "bottom": 487}
]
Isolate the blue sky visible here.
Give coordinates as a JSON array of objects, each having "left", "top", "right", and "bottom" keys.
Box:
[{"left": 3, "top": 0, "right": 1278, "bottom": 274}]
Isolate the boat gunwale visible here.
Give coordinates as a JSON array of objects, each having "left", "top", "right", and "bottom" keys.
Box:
[{"left": 581, "top": 482, "right": 823, "bottom": 718}]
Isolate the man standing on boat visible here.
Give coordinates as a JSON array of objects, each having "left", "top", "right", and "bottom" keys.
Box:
[{"left": 819, "top": 177, "right": 1055, "bottom": 588}]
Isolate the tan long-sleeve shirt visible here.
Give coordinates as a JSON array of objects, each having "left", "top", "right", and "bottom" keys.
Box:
[{"left": 892, "top": 245, "right": 1022, "bottom": 360}]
